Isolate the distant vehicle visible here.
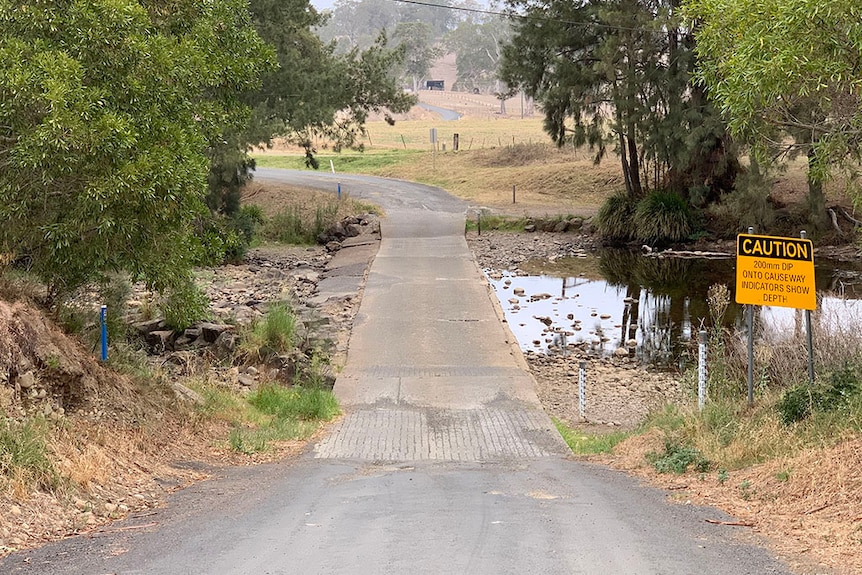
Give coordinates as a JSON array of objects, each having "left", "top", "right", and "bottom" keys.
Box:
[{"left": 425, "top": 80, "right": 444, "bottom": 91}]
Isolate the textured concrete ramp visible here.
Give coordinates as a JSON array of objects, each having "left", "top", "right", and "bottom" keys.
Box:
[
  {"left": 321, "top": 206, "right": 567, "bottom": 462},
  {"left": 316, "top": 405, "right": 563, "bottom": 461}
]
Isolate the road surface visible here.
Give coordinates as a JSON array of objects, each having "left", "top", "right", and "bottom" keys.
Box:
[{"left": 0, "top": 169, "right": 793, "bottom": 574}]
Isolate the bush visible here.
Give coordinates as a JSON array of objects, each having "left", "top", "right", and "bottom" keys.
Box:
[
  {"left": 777, "top": 364, "right": 861, "bottom": 425},
  {"left": 647, "top": 439, "right": 711, "bottom": 474},
  {"left": 160, "top": 276, "right": 209, "bottom": 331},
  {"left": 596, "top": 193, "right": 637, "bottom": 242},
  {"left": 634, "top": 190, "right": 693, "bottom": 245}
]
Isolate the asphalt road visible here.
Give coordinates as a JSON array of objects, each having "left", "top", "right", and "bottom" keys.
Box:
[{"left": 0, "top": 169, "right": 794, "bottom": 574}]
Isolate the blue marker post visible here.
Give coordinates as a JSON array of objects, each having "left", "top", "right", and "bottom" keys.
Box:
[
  {"left": 337, "top": 182, "right": 342, "bottom": 200},
  {"left": 100, "top": 305, "right": 108, "bottom": 362}
]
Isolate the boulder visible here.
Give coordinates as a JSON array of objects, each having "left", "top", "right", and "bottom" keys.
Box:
[{"left": 198, "top": 322, "right": 231, "bottom": 344}]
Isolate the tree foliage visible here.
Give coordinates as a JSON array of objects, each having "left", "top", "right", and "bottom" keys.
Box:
[
  {"left": 0, "top": 0, "right": 274, "bottom": 301},
  {"left": 685, "top": 0, "right": 862, "bottom": 218},
  {"left": 501, "top": 0, "right": 737, "bottom": 201},
  {"left": 394, "top": 21, "right": 440, "bottom": 92},
  {"left": 445, "top": 14, "right": 512, "bottom": 93},
  {"left": 206, "top": 0, "right": 416, "bottom": 215}
]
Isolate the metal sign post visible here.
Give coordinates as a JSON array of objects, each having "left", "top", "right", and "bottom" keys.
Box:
[{"left": 801, "top": 231, "right": 815, "bottom": 384}]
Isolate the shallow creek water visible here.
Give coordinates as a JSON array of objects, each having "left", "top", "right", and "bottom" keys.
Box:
[{"left": 486, "top": 249, "right": 862, "bottom": 365}]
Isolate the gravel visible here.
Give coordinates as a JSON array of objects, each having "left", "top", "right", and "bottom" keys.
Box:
[{"left": 467, "top": 230, "right": 685, "bottom": 429}]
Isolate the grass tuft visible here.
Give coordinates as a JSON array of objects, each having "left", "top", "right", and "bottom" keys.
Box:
[
  {"left": 596, "top": 193, "right": 637, "bottom": 242},
  {"left": 240, "top": 303, "right": 297, "bottom": 362},
  {"left": 0, "top": 418, "right": 60, "bottom": 492},
  {"left": 194, "top": 381, "right": 340, "bottom": 455},
  {"left": 553, "top": 418, "right": 629, "bottom": 455},
  {"left": 634, "top": 190, "right": 693, "bottom": 245}
]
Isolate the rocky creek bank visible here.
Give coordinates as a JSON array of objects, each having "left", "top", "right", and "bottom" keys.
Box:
[{"left": 467, "top": 230, "right": 684, "bottom": 428}]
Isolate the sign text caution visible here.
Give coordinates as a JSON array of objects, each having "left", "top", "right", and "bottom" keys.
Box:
[{"left": 735, "top": 234, "right": 816, "bottom": 310}]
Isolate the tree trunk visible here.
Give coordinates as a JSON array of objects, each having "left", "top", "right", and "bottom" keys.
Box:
[
  {"left": 619, "top": 133, "right": 633, "bottom": 196},
  {"left": 627, "top": 127, "right": 643, "bottom": 196},
  {"left": 807, "top": 146, "right": 829, "bottom": 231}
]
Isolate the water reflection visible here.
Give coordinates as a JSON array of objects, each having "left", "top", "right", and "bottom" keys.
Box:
[{"left": 486, "top": 249, "right": 862, "bottom": 364}]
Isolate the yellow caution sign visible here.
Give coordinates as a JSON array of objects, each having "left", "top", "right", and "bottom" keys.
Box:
[{"left": 736, "top": 234, "right": 816, "bottom": 310}]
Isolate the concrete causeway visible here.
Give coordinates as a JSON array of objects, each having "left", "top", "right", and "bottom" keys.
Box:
[{"left": 316, "top": 208, "right": 568, "bottom": 462}]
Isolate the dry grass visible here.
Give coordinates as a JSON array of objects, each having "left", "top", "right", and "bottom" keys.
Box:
[
  {"left": 241, "top": 181, "right": 378, "bottom": 219},
  {"left": 605, "top": 432, "right": 862, "bottom": 574}
]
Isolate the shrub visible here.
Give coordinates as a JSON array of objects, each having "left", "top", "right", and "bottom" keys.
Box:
[
  {"left": 0, "top": 418, "right": 59, "bottom": 491},
  {"left": 240, "top": 302, "right": 297, "bottom": 361},
  {"left": 596, "top": 193, "right": 637, "bottom": 242},
  {"left": 160, "top": 276, "right": 209, "bottom": 331},
  {"left": 647, "top": 439, "right": 711, "bottom": 474},
  {"left": 634, "top": 190, "right": 692, "bottom": 245},
  {"left": 777, "top": 364, "right": 861, "bottom": 425}
]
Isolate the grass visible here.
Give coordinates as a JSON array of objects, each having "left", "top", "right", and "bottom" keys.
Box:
[
  {"left": 553, "top": 418, "right": 629, "bottom": 455},
  {"left": 255, "top": 150, "right": 423, "bottom": 172},
  {"left": 243, "top": 182, "right": 380, "bottom": 244},
  {"left": 252, "top": 117, "right": 617, "bottom": 212},
  {"left": 239, "top": 302, "right": 297, "bottom": 362},
  {"left": 0, "top": 418, "right": 60, "bottom": 493},
  {"left": 196, "top": 382, "right": 339, "bottom": 455}
]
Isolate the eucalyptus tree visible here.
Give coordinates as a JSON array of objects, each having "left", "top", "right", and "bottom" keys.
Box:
[
  {"left": 446, "top": 13, "right": 512, "bottom": 93},
  {"left": 394, "top": 21, "right": 440, "bottom": 92},
  {"left": 685, "top": 0, "right": 862, "bottom": 228}
]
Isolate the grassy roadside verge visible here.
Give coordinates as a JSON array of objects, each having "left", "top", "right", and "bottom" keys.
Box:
[
  {"left": 253, "top": 142, "right": 617, "bottom": 213},
  {"left": 552, "top": 310, "right": 862, "bottom": 573}
]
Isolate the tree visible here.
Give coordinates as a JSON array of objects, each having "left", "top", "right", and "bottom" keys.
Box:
[
  {"left": 205, "top": 0, "right": 415, "bottom": 217},
  {"left": 500, "top": 0, "right": 736, "bottom": 201},
  {"left": 446, "top": 14, "right": 512, "bottom": 93},
  {"left": 0, "top": 0, "right": 274, "bottom": 301},
  {"left": 394, "top": 21, "right": 440, "bottom": 93},
  {"left": 685, "top": 0, "right": 862, "bottom": 226}
]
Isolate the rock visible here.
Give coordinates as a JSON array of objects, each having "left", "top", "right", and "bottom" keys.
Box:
[
  {"left": 237, "top": 375, "right": 255, "bottom": 387},
  {"left": 17, "top": 371, "right": 35, "bottom": 389},
  {"left": 146, "top": 330, "right": 175, "bottom": 350},
  {"left": 214, "top": 331, "right": 237, "bottom": 357},
  {"left": 614, "top": 347, "right": 630, "bottom": 357},
  {"left": 345, "top": 223, "right": 362, "bottom": 237},
  {"left": 536, "top": 316, "right": 553, "bottom": 326},
  {"left": 600, "top": 314, "right": 611, "bottom": 320},
  {"left": 626, "top": 338, "right": 638, "bottom": 348},
  {"left": 104, "top": 503, "right": 118, "bottom": 514},
  {"left": 553, "top": 221, "right": 568, "bottom": 233},
  {"left": 198, "top": 322, "right": 231, "bottom": 343},
  {"left": 513, "top": 287, "right": 526, "bottom": 296},
  {"left": 530, "top": 293, "right": 552, "bottom": 301},
  {"left": 523, "top": 224, "right": 537, "bottom": 232},
  {"left": 171, "top": 382, "right": 205, "bottom": 404},
  {"left": 133, "top": 319, "right": 166, "bottom": 334},
  {"left": 245, "top": 366, "right": 259, "bottom": 376},
  {"left": 508, "top": 298, "right": 519, "bottom": 305}
]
